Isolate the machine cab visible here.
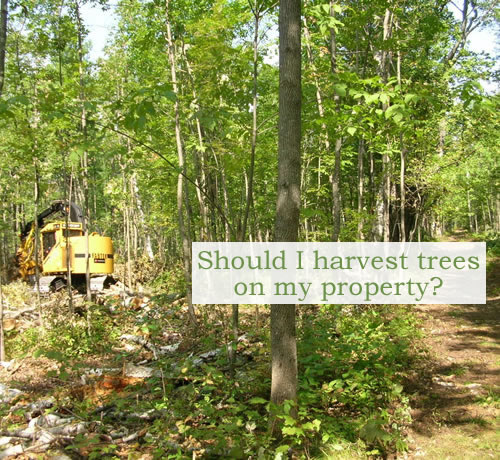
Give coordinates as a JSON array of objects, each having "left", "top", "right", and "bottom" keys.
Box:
[{"left": 41, "top": 222, "right": 84, "bottom": 265}]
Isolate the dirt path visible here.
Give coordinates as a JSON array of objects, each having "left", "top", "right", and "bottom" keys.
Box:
[{"left": 406, "top": 257, "right": 499, "bottom": 459}]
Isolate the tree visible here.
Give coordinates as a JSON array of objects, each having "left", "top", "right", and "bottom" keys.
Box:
[
  {"left": 270, "top": 0, "right": 301, "bottom": 425},
  {"left": 0, "top": 0, "right": 7, "bottom": 97}
]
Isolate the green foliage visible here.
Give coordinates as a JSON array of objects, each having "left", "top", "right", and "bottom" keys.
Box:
[
  {"left": 296, "top": 305, "right": 420, "bottom": 454},
  {"left": 339, "top": 209, "right": 376, "bottom": 242},
  {"left": 8, "top": 304, "right": 120, "bottom": 360},
  {"left": 151, "top": 262, "right": 187, "bottom": 294}
]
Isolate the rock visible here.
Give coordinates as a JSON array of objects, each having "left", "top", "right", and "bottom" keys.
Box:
[
  {"left": 0, "top": 444, "right": 26, "bottom": 459},
  {"left": 0, "top": 384, "right": 22, "bottom": 404},
  {"left": 124, "top": 363, "right": 160, "bottom": 378},
  {"left": 0, "top": 361, "right": 14, "bottom": 370},
  {"left": 30, "top": 413, "right": 71, "bottom": 428},
  {"left": 0, "top": 438, "right": 12, "bottom": 448},
  {"left": 159, "top": 343, "right": 180, "bottom": 354}
]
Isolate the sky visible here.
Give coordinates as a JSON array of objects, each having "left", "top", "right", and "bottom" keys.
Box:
[{"left": 81, "top": 2, "right": 117, "bottom": 62}]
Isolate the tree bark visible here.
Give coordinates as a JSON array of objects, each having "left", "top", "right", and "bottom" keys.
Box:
[
  {"left": 357, "top": 139, "right": 364, "bottom": 240},
  {"left": 181, "top": 43, "right": 211, "bottom": 242},
  {"left": 241, "top": 1, "right": 261, "bottom": 242},
  {"left": 0, "top": 260, "right": 5, "bottom": 361},
  {"left": 130, "top": 172, "right": 154, "bottom": 260},
  {"left": 0, "top": 0, "right": 8, "bottom": 97},
  {"left": 270, "top": 0, "right": 301, "bottom": 427},
  {"left": 74, "top": 0, "right": 91, "bottom": 300},
  {"left": 466, "top": 168, "right": 473, "bottom": 231},
  {"left": 329, "top": 2, "right": 342, "bottom": 242},
  {"left": 374, "top": 8, "right": 393, "bottom": 242},
  {"left": 165, "top": 0, "right": 196, "bottom": 324},
  {"left": 400, "top": 139, "right": 406, "bottom": 242},
  {"left": 65, "top": 165, "right": 73, "bottom": 312},
  {"left": 33, "top": 158, "right": 44, "bottom": 330}
]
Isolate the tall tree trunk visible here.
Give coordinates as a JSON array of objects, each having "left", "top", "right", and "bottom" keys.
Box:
[
  {"left": 400, "top": 140, "right": 406, "bottom": 242},
  {"left": 165, "top": 0, "right": 196, "bottom": 324},
  {"left": 65, "top": 166, "right": 73, "bottom": 312},
  {"left": 331, "top": 138, "right": 342, "bottom": 241},
  {"left": 0, "top": 0, "right": 8, "bottom": 97},
  {"left": 33, "top": 158, "right": 44, "bottom": 330},
  {"left": 357, "top": 139, "right": 364, "bottom": 240},
  {"left": 182, "top": 44, "right": 211, "bottom": 241},
  {"left": 329, "top": 2, "right": 342, "bottom": 241},
  {"left": 241, "top": 2, "right": 261, "bottom": 241},
  {"left": 0, "top": 270, "right": 4, "bottom": 361},
  {"left": 466, "top": 169, "right": 473, "bottom": 231},
  {"left": 75, "top": 0, "right": 91, "bottom": 300},
  {"left": 374, "top": 8, "right": 393, "bottom": 242},
  {"left": 270, "top": 0, "right": 301, "bottom": 426},
  {"left": 130, "top": 172, "right": 154, "bottom": 260}
]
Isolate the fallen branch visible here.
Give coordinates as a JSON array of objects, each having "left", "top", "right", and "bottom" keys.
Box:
[
  {"left": 2, "top": 307, "right": 36, "bottom": 318},
  {"left": 119, "top": 334, "right": 159, "bottom": 359}
]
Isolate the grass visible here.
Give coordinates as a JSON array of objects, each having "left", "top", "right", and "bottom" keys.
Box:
[{"left": 411, "top": 428, "right": 499, "bottom": 459}]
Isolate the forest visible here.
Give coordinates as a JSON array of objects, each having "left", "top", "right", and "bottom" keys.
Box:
[{"left": 0, "top": 0, "right": 498, "bottom": 458}]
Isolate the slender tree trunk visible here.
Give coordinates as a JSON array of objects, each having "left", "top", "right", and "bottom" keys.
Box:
[
  {"left": 396, "top": 44, "right": 406, "bottom": 243},
  {"left": 165, "top": 0, "right": 196, "bottom": 324},
  {"left": 0, "top": 0, "right": 7, "bottom": 97},
  {"left": 0, "top": 265, "right": 5, "bottom": 361},
  {"left": 75, "top": 1, "right": 91, "bottom": 300},
  {"left": 374, "top": 8, "right": 393, "bottom": 242},
  {"left": 182, "top": 44, "right": 211, "bottom": 241},
  {"left": 438, "top": 119, "right": 446, "bottom": 157},
  {"left": 270, "top": 0, "right": 301, "bottom": 427},
  {"left": 331, "top": 138, "right": 342, "bottom": 241},
  {"left": 130, "top": 172, "right": 154, "bottom": 259},
  {"left": 241, "top": 2, "right": 260, "bottom": 241},
  {"left": 329, "top": 2, "right": 342, "bottom": 241},
  {"left": 33, "top": 158, "right": 44, "bottom": 330},
  {"left": 400, "top": 140, "right": 406, "bottom": 242},
  {"left": 466, "top": 169, "right": 473, "bottom": 231},
  {"left": 496, "top": 192, "right": 500, "bottom": 232},
  {"left": 65, "top": 167, "right": 73, "bottom": 312},
  {"left": 126, "top": 200, "right": 132, "bottom": 289},
  {"left": 357, "top": 139, "right": 364, "bottom": 240}
]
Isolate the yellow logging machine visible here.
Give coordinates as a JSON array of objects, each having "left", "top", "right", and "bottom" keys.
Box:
[{"left": 16, "top": 200, "right": 115, "bottom": 293}]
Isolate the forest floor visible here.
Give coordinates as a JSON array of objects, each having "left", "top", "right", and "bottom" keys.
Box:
[
  {"left": 404, "top": 233, "right": 499, "bottom": 459},
  {"left": 0, "top": 234, "right": 497, "bottom": 459}
]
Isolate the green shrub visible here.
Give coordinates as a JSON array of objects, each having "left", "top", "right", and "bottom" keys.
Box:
[{"left": 296, "top": 304, "right": 420, "bottom": 455}]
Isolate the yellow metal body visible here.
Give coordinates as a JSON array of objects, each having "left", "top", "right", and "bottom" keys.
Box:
[{"left": 17, "top": 221, "right": 113, "bottom": 278}]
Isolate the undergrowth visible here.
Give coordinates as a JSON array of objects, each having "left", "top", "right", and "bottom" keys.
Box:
[{"left": 2, "top": 280, "right": 424, "bottom": 458}]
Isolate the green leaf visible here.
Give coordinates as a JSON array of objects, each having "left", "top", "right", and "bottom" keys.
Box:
[
  {"left": 282, "top": 426, "right": 304, "bottom": 437},
  {"left": 392, "top": 383, "right": 403, "bottom": 394},
  {"left": 379, "top": 93, "right": 389, "bottom": 104},
  {"left": 275, "top": 445, "right": 290, "bottom": 454},
  {"left": 393, "top": 112, "right": 403, "bottom": 123},
  {"left": 8, "top": 95, "right": 30, "bottom": 105},
  {"left": 160, "top": 90, "right": 177, "bottom": 102},
  {"left": 84, "top": 101, "right": 96, "bottom": 111},
  {"left": 347, "top": 127, "right": 357, "bottom": 136},
  {"left": 365, "top": 93, "right": 379, "bottom": 104},
  {"left": 404, "top": 93, "right": 419, "bottom": 104},
  {"left": 385, "top": 104, "right": 401, "bottom": 119},
  {"left": 360, "top": 419, "right": 391, "bottom": 443},
  {"left": 333, "top": 84, "right": 347, "bottom": 97},
  {"left": 43, "top": 350, "right": 65, "bottom": 362}
]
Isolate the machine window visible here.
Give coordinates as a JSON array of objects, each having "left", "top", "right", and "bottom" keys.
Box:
[
  {"left": 42, "top": 232, "right": 56, "bottom": 258},
  {"left": 63, "top": 229, "right": 82, "bottom": 237}
]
